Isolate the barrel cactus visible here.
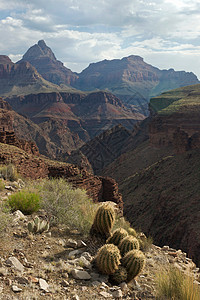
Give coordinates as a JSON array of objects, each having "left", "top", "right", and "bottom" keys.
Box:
[
  {"left": 96, "top": 244, "right": 121, "bottom": 275},
  {"left": 106, "top": 228, "right": 128, "bottom": 246},
  {"left": 110, "top": 266, "right": 128, "bottom": 284},
  {"left": 127, "top": 227, "right": 137, "bottom": 237},
  {"left": 119, "top": 236, "right": 140, "bottom": 256},
  {"left": 122, "top": 249, "right": 146, "bottom": 282},
  {"left": 91, "top": 203, "right": 115, "bottom": 238},
  {"left": 28, "top": 216, "right": 49, "bottom": 234}
]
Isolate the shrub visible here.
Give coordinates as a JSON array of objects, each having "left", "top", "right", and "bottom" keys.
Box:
[
  {"left": 8, "top": 190, "right": 40, "bottom": 214},
  {"left": 0, "top": 179, "right": 5, "bottom": 191},
  {"left": 0, "top": 205, "right": 11, "bottom": 235},
  {"left": 155, "top": 266, "right": 200, "bottom": 300},
  {"left": 38, "top": 178, "right": 97, "bottom": 235},
  {"left": 0, "top": 164, "right": 19, "bottom": 181}
]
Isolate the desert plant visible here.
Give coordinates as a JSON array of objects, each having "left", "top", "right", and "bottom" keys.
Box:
[
  {"left": 138, "top": 234, "right": 153, "bottom": 252},
  {"left": 113, "top": 215, "right": 131, "bottom": 232},
  {"left": 127, "top": 227, "right": 137, "bottom": 237},
  {"left": 0, "top": 205, "right": 11, "bottom": 236},
  {"left": 0, "top": 179, "right": 5, "bottom": 191},
  {"left": 106, "top": 228, "right": 128, "bottom": 246},
  {"left": 155, "top": 266, "right": 200, "bottom": 300},
  {"left": 8, "top": 190, "right": 40, "bottom": 214},
  {"left": 28, "top": 216, "right": 49, "bottom": 234},
  {"left": 0, "top": 164, "right": 18, "bottom": 181},
  {"left": 119, "top": 236, "right": 140, "bottom": 256},
  {"left": 122, "top": 249, "right": 146, "bottom": 282},
  {"left": 91, "top": 203, "right": 115, "bottom": 238},
  {"left": 96, "top": 244, "right": 121, "bottom": 275},
  {"left": 110, "top": 266, "right": 128, "bottom": 284},
  {"left": 37, "top": 178, "right": 97, "bottom": 235}
]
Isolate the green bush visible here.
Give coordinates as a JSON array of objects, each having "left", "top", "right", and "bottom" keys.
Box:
[
  {"left": 0, "top": 179, "right": 5, "bottom": 191},
  {"left": 155, "top": 266, "right": 200, "bottom": 300},
  {"left": 8, "top": 190, "right": 40, "bottom": 214},
  {"left": 38, "top": 178, "right": 97, "bottom": 235},
  {"left": 0, "top": 164, "right": 19, "bottom": 181}
]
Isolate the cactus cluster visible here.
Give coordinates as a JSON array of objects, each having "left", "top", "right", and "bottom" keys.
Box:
[
  {"left": 110, "top": 266, "right": 128, "bottom": 284},
  {"left": 91, "top": 202, "right": 146, "bottom": 284},
  {"left": 122, "top": 249, "right": 145, "bottom": 282},
  {"left": 106, "top": 228, "right": 128, "bottom": 246},
  {"left": 119, "top": 236, "right": 140, "bottom": 256},
  {"left": 28, "top": 216, "right": 49, "bottom": 234},
  {"left": 96, "top": 244, "right": 121, "bottom": 275},
  {"left": 92, "top": 203, "right": 115, "bottom": 238}
]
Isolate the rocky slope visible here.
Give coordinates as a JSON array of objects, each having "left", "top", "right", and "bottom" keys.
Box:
[
  {"left": 74, "top": 55, "right": 199, "bottom": 113},
  {"left": 0, "top": 182, "right": 199, "bottom": 299},
  {"left": 5, "top": 91, "right": 143, "bottom": 157},
  {"left": 20, "top": 40, "right": 78, "bottom": 86},
  {"left": 101, "top": 84, "right": 200, "bottom": 267},
  {"left": 0, "top": 55, "right": 76, "bottom": 97}
]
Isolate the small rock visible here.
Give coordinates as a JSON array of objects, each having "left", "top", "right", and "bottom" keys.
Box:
[
  {"left": 92, "top": 280, "right": 101, "bottom": 286},
  {"left": 61, "top": 280, "right": 69, "bottom": 287},
  {"left": 39, "top": 278, "right": 49, "bottom": 292},
  {"left": 71, "top": 269, "right": 91, "bottom": 280},
  {"left": 68, "top": 249, "right": 81, "bottom": 258},
  {"left": 72, "top": 295, "right": 80, "bottom": 300},
  {"left": 78, "top": 256, "right": 91, "bottom": 269},
  {"left": 162, "top": 245, "right": 170, "bottom": 251},
  {"left": 12, "top": 210, "right": 26, "bottom": 220},
  {"left": 81, "top": 252, "right": 93, "bottom": 262},
  {"left": 15, "top": 276, "right": 29, "bottom": 285},
  {"left": 66, "top": 239, "right": 77, "bottom": 248},
  {"left": 12, "top": 285, "right": 22, "bottom": 292},
  {"left": 119, "top": 282, "right": 128, "bottom": 291},
  {"left": 77, "top": 240, "right": 87, "bottom": 248},
  {"left": 99, "top": 291, "right": 112, "bottom": 298},
  {"left": 0, "top": 267, "right": 7, "bottom": 276},
  {"left": 46, "top": 232, "right": 51, "bottom": 237},
  {"left": 6, "top": 257, "right": 24, "bottom": 272},
  {"left": 5, "top": 185, "right": 16, "bottom": 191},
  {"left": 112, "top": 289, "right": 123, "bottom": 298},
  {"left": 28, "top": 275, "right": 39, "bottom": 283}
]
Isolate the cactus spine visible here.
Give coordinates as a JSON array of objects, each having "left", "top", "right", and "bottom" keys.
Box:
[
  {"left": 110, "top": 266, "right": 128, "bottom": 284},
  {"left": 92, "top": 203, "right": 115, "bottom": 238},
  {"left": 96, "top": 244, "right": 121, "bottom": 275},
  {"left": 28, "top": 216, "right": 49, "bottom": 234},
  {"left": 122, "top": 250, "right": 145, "bottom": 282},
  {"left": 107, "top": 228, "right": 128, "bottom": 246},
  {"left": 119, "top": 236, "right": 139, "bottom": 256}
]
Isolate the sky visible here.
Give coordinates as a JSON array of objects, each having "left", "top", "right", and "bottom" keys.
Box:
[{"left": 0, "top": 0, "right": 200, "bottom": 78}]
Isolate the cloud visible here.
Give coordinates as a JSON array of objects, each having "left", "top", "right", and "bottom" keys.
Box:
[{"left": 0, "top": 0, "right": 199, "bottom": 78}]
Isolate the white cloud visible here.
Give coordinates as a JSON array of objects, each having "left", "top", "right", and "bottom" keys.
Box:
[{"left": 0, "top": 0, "right": 199, "bottom": 78}]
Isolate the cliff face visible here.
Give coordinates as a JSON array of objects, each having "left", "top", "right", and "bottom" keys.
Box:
[
  {"left": 149, "top": 84, "right": 200, "bottom": 153},
  {"left": 5, "top": 91, "right": 143, "bottom": 158}
]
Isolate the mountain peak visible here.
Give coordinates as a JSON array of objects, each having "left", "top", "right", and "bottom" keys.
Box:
[{"left": 23, "top": 40, "right": 56, "bottom": 62}]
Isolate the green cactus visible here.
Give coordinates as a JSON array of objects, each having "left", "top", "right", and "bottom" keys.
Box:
[
  {"left": 106, "top": 228, "right": 128, "bottom": 246},
  {"left": 92, "top": 203, "right": 115, "bottom": 238},
  {"left": 127, "top": 227, "right": 137, "bottom": 237},
  {"left": 122, "top": 249, "right": 146, "bottom": 282},
  {"left": 119, "top": 236, "right": 140, "bottom": 256},
  {"left": 110, "top": 266, "right": 128, "bottom": 284},
  {"left": 96, "top": 244, "right": 121, "bottom": 275},
  {"left": 28, "top": 216, "right": 49, "bottom": 234}
]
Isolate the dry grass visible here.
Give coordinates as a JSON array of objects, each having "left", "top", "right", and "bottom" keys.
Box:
[{"left": 155, "top": 266, "right": 200, "bottom": 300}]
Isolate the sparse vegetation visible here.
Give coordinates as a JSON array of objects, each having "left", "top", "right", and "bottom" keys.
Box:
[
  {"left": 0, "top": 179, "right": 5, "bottom": 191},
  {"left": 36, "top": 178, "right": 97, "bottom": 235},
  {"left": 0, "top": 164, "right": 19, "bottom": 181},
  {"left": 7, "top": 190, "right": 40, "bottom": 214},
  {"left": 0, "top": 205, "right": 11, "bottom": 236},
  {"left": 155, "top": 266, "right": 200, "bottom": 300}
]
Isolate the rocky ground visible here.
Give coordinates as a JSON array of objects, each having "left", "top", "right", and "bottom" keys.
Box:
[{"left": 0, "top": 180, "right": 200, "bottom": 300}]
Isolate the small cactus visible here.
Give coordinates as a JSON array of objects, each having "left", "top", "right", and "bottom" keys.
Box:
[
  {"left": 28, "top": 216, "right": 49, "bottom": 234},
  {"left": 96, "top": 244, "right": 121, "bottom": 275},
  {"left": 91, "top": 203, "right": 115, "bottom": 238},
  {"left": 127, "top": 227, "right": 137, "bottom": 237},
  {"left": 119, "top": 236, "right": 139, "bottom": 256},
  {"left": 106, "top": 228, "right": 128, "bottom": 246},
  {"left": 122, "top": 249, "right": 146, "bottom": 282},
  {"left": 110, "top": 266, "right": 128, "bottom": 284}
]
